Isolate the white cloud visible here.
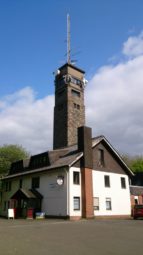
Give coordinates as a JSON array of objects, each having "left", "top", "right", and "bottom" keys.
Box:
[
  {"left": 0, "top": 87, "right": 54, "bottom": 154},
  {"left": 1, "top": 32, "right": 143, "bottom": 156},
  {"left": 86, "top": 52, "right": 143, "bottom": 155},
  {"left": 122, "top": 31, "right": 143, "bottom": 58}
]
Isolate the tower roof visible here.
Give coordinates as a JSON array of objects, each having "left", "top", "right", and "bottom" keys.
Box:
[{"left": 59, "top": 62, "right": 85, "bottom": 74}]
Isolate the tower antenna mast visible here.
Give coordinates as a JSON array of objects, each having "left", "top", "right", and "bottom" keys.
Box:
[{"left": 67, "top": 14, "right": 71, "bottom": 64}]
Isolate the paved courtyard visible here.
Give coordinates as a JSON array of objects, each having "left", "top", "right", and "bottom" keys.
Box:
[{"left": 0, "top": 218, "right": 143, "bottom": 255}]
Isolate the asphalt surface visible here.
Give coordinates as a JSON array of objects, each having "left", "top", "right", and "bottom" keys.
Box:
[{"left": 0, "top": 218, "right": 143, "bottom": 255}]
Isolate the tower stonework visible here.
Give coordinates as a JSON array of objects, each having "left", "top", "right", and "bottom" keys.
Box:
[{"left": 53, "top": 63, "right": 86, "bottom": 149}]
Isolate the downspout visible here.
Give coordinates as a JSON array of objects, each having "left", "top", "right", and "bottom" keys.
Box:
[{"left": 66, "top": 167, "right": 70, "bottom": 218}]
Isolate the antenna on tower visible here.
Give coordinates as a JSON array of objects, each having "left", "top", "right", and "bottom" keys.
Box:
[{"left": 67, "top": 13, "right": 71, "bottom": 64}]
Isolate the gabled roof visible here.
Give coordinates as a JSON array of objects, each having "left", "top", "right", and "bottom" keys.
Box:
[
  {"left": 3, "top": 135, "right": 133, "bottom": 180},
  {"left": 92, "top": 135, "right": 134, "bottom": 177},
  {"left": 3, "top": 148, "right": 83, "bottom": 179},
  {"left": 10, "top": 188, "right": 43, "bottom": 199}
]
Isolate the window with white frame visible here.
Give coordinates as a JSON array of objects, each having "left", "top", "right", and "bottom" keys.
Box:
[
  {"left": 106, "top": 197, "right": 112, "bottom": 210},
  {"left": 93, "top": 197, "right": 99, "bottom": 210},
  {"left": 73, "top": 197, "right": 80, "bottom": 210}
]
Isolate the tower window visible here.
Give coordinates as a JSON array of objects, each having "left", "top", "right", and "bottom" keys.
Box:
[
  {"left": 74, "top": 103, "right": 80, "bottom": 110},
  {"left": 71, "top": 89, "right": 80, "bottom": 97},
  {"left": 71, "top": 77, "right": 82, "bottom": 86}
]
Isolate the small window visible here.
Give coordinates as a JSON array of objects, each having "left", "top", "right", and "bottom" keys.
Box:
[
  {"left": 73, "top": 172, "right": 80, "bottom": 185},
  {"left": 93, "top": 197, "right": 99, "bottom": 210},
  {"left": 71, "top": 77, "right": 82, "bottom": 86},
  {"left": 98, "top": 149, "right": 104, "bottom": 166},
  {"left": 106, "top": 198, "right": 112, "bottom": 210},
  {"left": 32, "top": 177, "right": 40, "bottom": 189},
  {"left": 73, "top": 197, "right": 80, "bottom": 210},
  {"left": 73, "top": 103, "right": 80, "bottom": 110},
  {"left": 104, "top": 175, "right": 110, "bottom": 187},
  {"left": 71, "top": 89, "right": 80, "bottom": 97},
  {"left": 121, "top": 177, "right": 126, "bottom": 189}
]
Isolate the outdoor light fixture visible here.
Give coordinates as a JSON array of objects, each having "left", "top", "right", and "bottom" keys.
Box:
[{"left": 57, "top": 176, "right": 64, "bottom": 186}]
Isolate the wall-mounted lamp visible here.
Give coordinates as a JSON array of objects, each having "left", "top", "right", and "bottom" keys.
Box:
[{"left": 57, "top": 176, "right": 64, "bottom": 186}]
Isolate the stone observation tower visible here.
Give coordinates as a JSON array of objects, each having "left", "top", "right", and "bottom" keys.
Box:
[
  {"left": 53, "top": 15, "right": 88, "bottom": 150},
  {"left": 53, "top": 63, "right": 86, "bottom": 149}
]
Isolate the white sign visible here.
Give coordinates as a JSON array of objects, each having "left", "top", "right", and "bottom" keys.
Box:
[{"left": 8, "top": 209, "right": 14, "bottom": 219}]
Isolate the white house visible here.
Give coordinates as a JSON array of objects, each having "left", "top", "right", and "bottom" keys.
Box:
[{"left": 0, "top": 127, "right": 133, "bottom": 220}]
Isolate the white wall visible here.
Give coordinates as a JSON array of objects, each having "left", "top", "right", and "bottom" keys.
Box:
[
  {"left": 68, "top": 167, "right": 82, "bottom": 217},
  {"left": 0, "top": 167, "right": 131, "bottom": 218},
  {"left": 92, "top": 170, "right": 131, "bottom": 216}
]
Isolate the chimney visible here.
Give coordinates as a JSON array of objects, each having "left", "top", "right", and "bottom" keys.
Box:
[
  {"left": 78, "top": 126, "right": 94, "bottom": 219},
  {"left": 78, "top": 126, "right": 93, "bottom": 169}
]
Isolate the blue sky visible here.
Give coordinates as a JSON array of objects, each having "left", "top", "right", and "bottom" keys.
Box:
[
  {"left": 0, "top": 0, "right": 143, "bottom": 155},
  {"left": 0, "top": 0, "right": 143, "bottom": 97}
]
